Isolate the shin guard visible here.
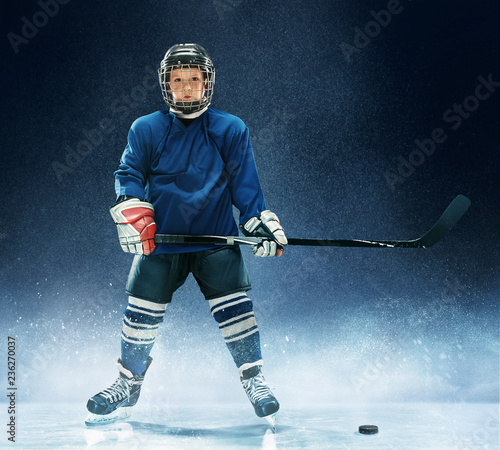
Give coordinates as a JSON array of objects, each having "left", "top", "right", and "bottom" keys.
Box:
[
  {"left": 121, "top": 296, "right": 167, "bottom": 374},
  {"left": 208, "top": 292, "right": 263, "bottom": 373}
]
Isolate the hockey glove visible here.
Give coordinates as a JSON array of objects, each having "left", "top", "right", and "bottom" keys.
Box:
[
  {"left": 109, "top": 198, "right": 156, "bottom": 255},
  {"left": 241, "top": 210, "right": 287, "bottom": 257}
]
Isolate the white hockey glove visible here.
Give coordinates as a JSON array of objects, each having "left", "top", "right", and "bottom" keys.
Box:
[
  {"left": 241, "top": 210, "right": 287, "bottom": 257},
  {"left": 109, "top": 198, "right": 156, "bottom": 255}
]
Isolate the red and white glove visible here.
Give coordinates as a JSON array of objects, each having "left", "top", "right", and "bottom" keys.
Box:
[
  {"left": 241, "top": 210, "right": 287, "bottom": 257},
  {"left": 109, "top": 198, "right": 156, "bottom": 255}
]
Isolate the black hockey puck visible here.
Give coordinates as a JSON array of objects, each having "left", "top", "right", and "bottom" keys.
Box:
[{"left": 359, "top": 425, "right": 378, "bottom": 435}]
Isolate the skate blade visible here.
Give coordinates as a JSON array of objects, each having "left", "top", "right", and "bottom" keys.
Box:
[
  {"left": 85, "top": 406, "right": 133, "bottom": 427},
  {"left": 264, "top": 413, "right": 277, "bottom": 433},
  {"left": 84, "top": 422, "right": 133, "bottom": 446}
]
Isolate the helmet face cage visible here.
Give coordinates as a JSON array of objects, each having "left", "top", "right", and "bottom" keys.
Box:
[{"left": 158, "top": 44, "right": 215, "bottom": 115}]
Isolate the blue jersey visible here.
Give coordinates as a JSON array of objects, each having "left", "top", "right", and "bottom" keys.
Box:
[{"left": 114, "top": 108, "right": 266, "bottom": 254}]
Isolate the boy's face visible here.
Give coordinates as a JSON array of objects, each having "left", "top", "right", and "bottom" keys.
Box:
[{"left": 168, "top": 66, "right": 205, "bottom": 103}]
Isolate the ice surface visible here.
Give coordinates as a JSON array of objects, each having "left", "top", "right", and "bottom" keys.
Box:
[{"left": 7, "top": 402, "right": 498, "bottom": 449}]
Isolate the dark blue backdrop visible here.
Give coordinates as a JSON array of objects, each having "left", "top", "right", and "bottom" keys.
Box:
[{"left": 1, "top": 0, "right": 498, "bottom": 405}]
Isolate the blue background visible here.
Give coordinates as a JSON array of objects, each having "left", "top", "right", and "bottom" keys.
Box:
[{"left": 1, "top": 0, "right": 498, "bottom": 406}]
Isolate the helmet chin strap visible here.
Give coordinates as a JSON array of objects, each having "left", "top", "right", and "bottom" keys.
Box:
[{"left": 170, "top": 104, "right": 209, "bottom": 119}]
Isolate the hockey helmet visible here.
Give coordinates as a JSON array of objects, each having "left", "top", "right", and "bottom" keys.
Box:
[{"left": 158, "top": 43, "right": 215, "bottom": 116}]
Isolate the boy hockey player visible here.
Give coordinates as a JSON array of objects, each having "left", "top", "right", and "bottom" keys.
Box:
[{"left": 85, "top": 43, "right": 287, "bottom": 428}]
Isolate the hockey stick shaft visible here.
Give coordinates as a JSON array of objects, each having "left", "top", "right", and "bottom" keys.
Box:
[
  {"left": 154, "top": 234, "right": 401, "bottom": 248},
  {"left": 154, "top": 195, "right": 470, "bottom": 249}
]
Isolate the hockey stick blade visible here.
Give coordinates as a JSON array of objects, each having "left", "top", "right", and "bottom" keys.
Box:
[
  {"left": 287, "top": 194, "right": 470, "bottom": 248},
  {"left": 154, "top": 195, "right": 470, "bottom": 248},
  {"left": 410, "top": 194, "right": 470, "bottom": 248}
]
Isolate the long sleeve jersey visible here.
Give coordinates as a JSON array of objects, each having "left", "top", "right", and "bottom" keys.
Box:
[{"left": 114, "top": 108, "right": 266, "bottom": 254}]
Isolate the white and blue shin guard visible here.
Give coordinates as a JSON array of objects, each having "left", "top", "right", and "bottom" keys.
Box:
[
  {"left": 121, "top": 296, "right": 167, "bottom": 374},
  {"left": 209, "top": 292, "right": 279, "bottom": 428},
  {"left": 208, "top": 292, "right": 263, "bottom": 372}
]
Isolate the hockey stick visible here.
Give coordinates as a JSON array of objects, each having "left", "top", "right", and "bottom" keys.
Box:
[{"left": 154, "top": 195, "right": 470, "bottom": 249}]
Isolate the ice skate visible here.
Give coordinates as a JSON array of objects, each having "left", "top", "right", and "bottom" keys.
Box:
[
  {"left": 241, "top": 368, "right": 279, "bottom": 431},
  {"left": 85, "top": 357, "right": 152, "bottom": 426}
]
